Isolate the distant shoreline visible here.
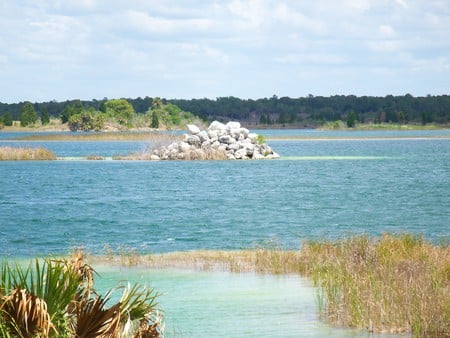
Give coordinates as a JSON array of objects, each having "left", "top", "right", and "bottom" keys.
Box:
[{"left": 1, "top": 126, "right": 449, "bottom": 142}]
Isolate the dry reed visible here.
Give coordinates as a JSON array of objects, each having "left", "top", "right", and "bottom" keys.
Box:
[
  {"left": 299, "top": 234, "right": 449, "bottom": 336},
  {"left": 0, "top": 146, "right": 56, "bottom": 160},
  {"left": 91, "top": 234, "right": 449, "bottom": 336},
  {"left": 16, "top": 132, "right": 183, "bottom": 142}
]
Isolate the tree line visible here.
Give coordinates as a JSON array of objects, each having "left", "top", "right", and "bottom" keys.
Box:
[{"left": 1, "top": 94, "right": 449, "bottom": 128}]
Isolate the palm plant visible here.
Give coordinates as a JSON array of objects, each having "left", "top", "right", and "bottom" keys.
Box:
[{"left": 0, "top": 253, "right": 162, "bottom": 337}]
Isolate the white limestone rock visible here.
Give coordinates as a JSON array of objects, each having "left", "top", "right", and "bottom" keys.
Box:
[
  {"left": 187, "top": 124, "right": 201, "bottom": 135},
  {"left": 149, "top": 121, "right": 279, "bottom": 160},
  {"left": 226, "top": 121, "right": 241, "bottom": 130}
]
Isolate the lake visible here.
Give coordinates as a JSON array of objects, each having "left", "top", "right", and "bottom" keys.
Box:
[{"left": 0, "top": 129, "right": 448, "bottom": 337}]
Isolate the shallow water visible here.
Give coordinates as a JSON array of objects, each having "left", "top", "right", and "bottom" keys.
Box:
[{"left": 94, "top": 266, "right": 398, "bottom": 338}]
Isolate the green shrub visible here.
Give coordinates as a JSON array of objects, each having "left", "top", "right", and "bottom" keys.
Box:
[{"left": 0, "top": 253, "right": 162, "bottom": 337}]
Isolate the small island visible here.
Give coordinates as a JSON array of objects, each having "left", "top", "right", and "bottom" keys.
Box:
[{"left": 145, "top": 121, "right": 279, "bottom": 161}]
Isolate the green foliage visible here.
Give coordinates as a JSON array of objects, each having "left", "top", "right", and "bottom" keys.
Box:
[
  {"left": 104, "top": 99, "right": 135, "bottom": 126},
  {"left": 68, "top": 110, "right": 106, "bottom": 131},
  {"left": 0, "top": 254, "right": 162, "bottom": 337},
  {"left": 41, "top": 109, "right": 50, "bottom": 125},
  {"left": 346, "top": 111, "right": 357, "bottom": 128},
  {"left": 397, "top": 111, "right": 406, "bottom": 124},
  {"left": 1, "top": 94, "right": 449, "bottom": 128},
  {"left": 118, "top": 282, "right": 159, "bottom": 322},
  {"left": 151, "top": 110, "right": 159, "bottom": 128},
  {"left": 2, "top": 112, "right": 13, "bottom": 126},
  {"left": 147, "top": 101, "right": 194, "bottom": 129},
  {"left": 19, "top": 102, "right": 38, "bottom": 127},
  {"left": 60, "top": 99, "right": 83, "bottom": 124},
  {"left": 256, "top": 134, "right": 266, "bottom": 144}
]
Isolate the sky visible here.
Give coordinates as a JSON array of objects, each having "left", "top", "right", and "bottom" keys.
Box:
[{"left": 1, "top": 0, "right": 449, "bottom": 103}]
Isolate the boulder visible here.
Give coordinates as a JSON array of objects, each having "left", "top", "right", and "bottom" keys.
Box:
[
  {"left": 149, "top": 121, "right": 279, "bottom": 160},
  {"left": 187, "top": 124, "right": 201, "bottom": 134}
]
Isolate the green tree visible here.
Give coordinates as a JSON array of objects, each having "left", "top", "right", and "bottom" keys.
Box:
[
  {"left": 346, "top": 111, "right": 357, "bottom": 128},
  {"left": 152, "top": 97, "right": 164, "bottom": 109},
  {"left": 3, "top": 112, "right": 13, "bottom": 126},
  {"left": 68, "top": 109, "right": 106, "bottom": 131},
  {"left": 398, "top": 111, "right": 406, "bottom": 125},
  {"left": 61, "top": 100, "right": 83, "bottom": 123},
  {"left": 41, "top": 108, "right": 50, "bottom": 125},
  {"left": 151, "top": 110, "right": 159, "bottom": 128},
  {"left": 104, "top": 99, "right": 135, "bottom": 125},
  {"left": 20, "top": 102, "right": 38, "bottom": 127}
]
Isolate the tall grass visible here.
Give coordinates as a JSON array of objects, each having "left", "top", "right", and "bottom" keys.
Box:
[
  {"left": 93, "top": 234, "right": 449, "bottom": 336},
  {"left": 299, "top": 234, "right": 449, "bottom": 336},
  {"left": 0, "top": 147, "right": 56, "bottom": 160},
  {"left": 17, "top": 131, "right": 183, "bottom": 142}
]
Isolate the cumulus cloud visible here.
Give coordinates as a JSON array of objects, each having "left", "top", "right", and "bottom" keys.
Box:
[{"left": 0, "top": 0, "right": 449, "bottom": 102}]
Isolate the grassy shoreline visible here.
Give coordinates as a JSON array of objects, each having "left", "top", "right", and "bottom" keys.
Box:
[
  {"left": 0, "top": 146, "right": 56, "bottom": 160},
  {"left": 87, "top": 234, "right": 449, "bottom": 336},
  {"left": 2, "top": 131, "right": 449, "bottom": 143}
]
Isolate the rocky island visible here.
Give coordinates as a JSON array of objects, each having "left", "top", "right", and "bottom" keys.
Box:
[{"left": 150, "top": 121, "right": 280, "bottom": 160}]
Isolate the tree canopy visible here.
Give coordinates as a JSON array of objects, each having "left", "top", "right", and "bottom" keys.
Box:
[
  {"left": 19, "top": 102, "right": 38, "bottom": 126},
  {"left": 102, "top": 99, "right": 135, "bottom": 126},
  {"left": 146, "top": 99, "right": 196, "bottom": 129},
  {"left": 1, "top": 94, "right": 449, "bottom": 128}
]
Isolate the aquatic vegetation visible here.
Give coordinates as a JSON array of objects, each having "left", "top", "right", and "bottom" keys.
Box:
[
  {"left": 299, "top": 234, "right": 449, "bottom": 336},
  {"left": 16, "top": 131, "right": 183, "bottom": 142},
  {"left": 0, "top": 146, "right": 56, "bottom": 160},
  {"left": 93, "top": 234, "right": 449, "bottom": 336},
  {"left": 0, "top": 252, "right": 162, "bottom": 337}
]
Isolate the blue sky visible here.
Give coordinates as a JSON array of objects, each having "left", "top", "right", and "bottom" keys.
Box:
[{"left": 1, "top": 0, "right": 449, "bottom": 103}]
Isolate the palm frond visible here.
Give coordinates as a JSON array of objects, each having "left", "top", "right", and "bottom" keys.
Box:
[
  {"left": 71, "top": 292, "right": 121, "bottom": 338},
  {"left": 29, "top": 259, "right": 81, "bottom": 330},
  {"left": 0, "top": 288, "right": 55, "bottom": 337},
  {"left": 119, "top": 283, "right": 159, "bottom": 322},
  {"left": 118, "top": 283, "right": 162, "bottom": 338}
]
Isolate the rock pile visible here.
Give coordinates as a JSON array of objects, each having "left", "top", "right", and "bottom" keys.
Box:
[{"left": 150, "top": 121, "right": 280, "bottom": 160}]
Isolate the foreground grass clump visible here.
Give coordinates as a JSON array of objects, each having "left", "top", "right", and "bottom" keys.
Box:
[
  {"left": 0, "top": 252, "right": 162, "bottom": 337},
  {"left": 300, "top": 234, "right": 449, "bottom": 336},
  {"left": 0, "top": 146, "right": 56, "bottom": 160}
]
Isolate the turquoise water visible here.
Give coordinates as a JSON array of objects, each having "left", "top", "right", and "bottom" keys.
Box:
[
  {"left": 1, "top": 132, "right": 448, "bottom": 257},
  {"left": 94, "top": 266, "right": 395, "bottom": 338},
  {"left": 0, "top": 130, "right": 449, "bottom": 337}
]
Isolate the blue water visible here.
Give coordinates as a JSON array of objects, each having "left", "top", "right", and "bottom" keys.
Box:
[
  {"left": 1, "top": 130, "right": 448, "bottom": 337},
  {"left": 0, "top": 131, "right": 449, "bottom": 257}
]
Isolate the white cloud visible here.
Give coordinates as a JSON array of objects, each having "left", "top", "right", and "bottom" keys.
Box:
[
  {"left": 227, "top": 0, "right": 269, "bottom": 28},
  {"left": 395, "top": 0, "right": 408, "bottom": 8},
  {"left": 273, "top": 3, "right": 325, "bottom": 34},
  {"left": 275, "top": 53, "right": 348, "bottom": 65},
  {"left": 0, "top": 0, "right": 449, "bottom": 102},
  {"left": 125, "top": 10, "right": 213, "bottom": 36},
  {"left": 379, "top": 24, "right": 396, "bottom": 37}
]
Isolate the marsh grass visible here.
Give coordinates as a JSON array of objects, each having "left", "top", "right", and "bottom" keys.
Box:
[
  {"left": 299, "top": 234, "right": 449, "bottom": 336},
  {"left": 92, "top": 234, "right": 449, "bottom": 336},
  {"left": 16, "top": 131, "right": 183, "bottom": 142},
  {"left": 0, "top": 146, "right": 56, "bottom": 160}
]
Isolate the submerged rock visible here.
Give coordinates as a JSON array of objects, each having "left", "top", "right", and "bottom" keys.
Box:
[{"left": 151, "top": 121, "right": 279, "bottom": 160}]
